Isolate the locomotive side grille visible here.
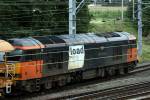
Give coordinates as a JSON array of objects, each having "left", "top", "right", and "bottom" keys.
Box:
[{"left": 33, "top": 36, "right": 54, "bottom": 44}]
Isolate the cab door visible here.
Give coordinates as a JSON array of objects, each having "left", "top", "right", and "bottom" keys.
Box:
[{"left": 20, "top": 49, "right": 42, "bottom": 80}]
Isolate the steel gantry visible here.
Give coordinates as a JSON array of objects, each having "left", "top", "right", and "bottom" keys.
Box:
[
  {"left": 69, "top": 0, "right": 87, "bottom": 35},
  {"left": 137, "top": 0, "right": 142, "bottom": 56}
]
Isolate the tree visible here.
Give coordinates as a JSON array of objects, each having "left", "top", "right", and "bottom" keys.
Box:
[
  {"left": 127, "top": 0, "right": 150, "bottom": 36},
  {"left": 0, "top": 0, "right": 90, "bottom": 38},
  {"left": 142, "top": 0, "right": 150, "bottom": 36}
]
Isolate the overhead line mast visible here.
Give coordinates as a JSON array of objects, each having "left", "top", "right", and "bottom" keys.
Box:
[
  {"left": 137, "top": 0, "right": 142, "bottom": 56},
  {"left": 69, "top": 0, "right": 86, "bottom": 35}
]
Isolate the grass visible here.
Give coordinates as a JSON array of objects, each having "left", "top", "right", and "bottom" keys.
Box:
[
  {"left": 89, "top": 19, "right": 137, "bottom": 34},
  {"left": 142, "top": 43, "right": 150, "bottom": 61},
  {"left": 88, "top": 5, "right": 150, "bottom": 61},
  {"left": 89, "top": 5, "right": 127, "bottom": 12}
]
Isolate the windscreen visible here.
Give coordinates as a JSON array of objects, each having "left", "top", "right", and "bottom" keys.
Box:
[
  {"left": 0, "top": 52, "right": 4, "bottom": 62},
  {"left": 7, "top": 50, "right": 23, "bottom": 61}
]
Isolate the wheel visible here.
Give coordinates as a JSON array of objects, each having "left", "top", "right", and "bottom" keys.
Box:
[
  {"left": 124, "top": 67, "right": 129, "bottom": 74},
  {"left": 58, "top": 79, "right": 66, "bottom": 87},
  {"left": 44, "top": 81, "right": 52, "bottom": 90},
  {"left": 101, "top": 68, "right": 105, "bottom": 77},
  {"left": 119, "top": 68, "right": 125, "bottom": 75},
  {"left": 115, "top": 69, "right": 119, "bottom": 76},
  {"left": 108, "top": 68, "right": 115, "bottom": 76}
]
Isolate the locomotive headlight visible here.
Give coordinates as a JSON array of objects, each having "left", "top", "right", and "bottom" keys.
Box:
[{"left": 129, "top": 35, "right": 136, "bottom": 40}]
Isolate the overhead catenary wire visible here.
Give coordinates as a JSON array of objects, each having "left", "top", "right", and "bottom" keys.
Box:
[{"left": 0, "top": 1, "right": 149, "bottom": 36}]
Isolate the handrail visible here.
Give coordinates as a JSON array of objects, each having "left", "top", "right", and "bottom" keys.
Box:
[{"left": 5, "top": 64, "right": 15, "bottom": 80}]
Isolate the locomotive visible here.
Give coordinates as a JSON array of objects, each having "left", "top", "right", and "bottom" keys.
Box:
[{"left": 0, "top": 32, "right": 138, "bottom": 95}]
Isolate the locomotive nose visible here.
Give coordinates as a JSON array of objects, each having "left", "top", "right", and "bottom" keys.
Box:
[
  {"left": 0, "top": 40, "right": 15, "bottom": 96},
  {"left": 0, "top": 40, "right": 14, "bottom": 52}
]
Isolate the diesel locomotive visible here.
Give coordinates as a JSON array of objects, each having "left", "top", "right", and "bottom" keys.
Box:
[{"left": 0, "top": 32, "right": 138, "bottom": 95}]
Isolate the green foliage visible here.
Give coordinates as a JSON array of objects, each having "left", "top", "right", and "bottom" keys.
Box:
[
  {"left": 89, "top": 6, "right": 130, "bottom": 33},
  {"left": 89, "top": 5, "right": 150, "bottom": 61},
  {"left": 0, "top": 0, "right": 90, "bottom": 38},
  {"left": 142, "top": 5, "right": 150, "bottom": 36},
  {"left": 127, "top": 0, "right": 150, "bottom": 36}
]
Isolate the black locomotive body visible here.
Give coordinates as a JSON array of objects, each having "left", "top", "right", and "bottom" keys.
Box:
[{"left": 0, "top": 32, "right": 138, "bottom": 93}]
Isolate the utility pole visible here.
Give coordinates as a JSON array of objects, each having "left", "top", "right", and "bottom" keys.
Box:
[
  {"left": 133, "top": 0, "right": 135, "bottom": 20},
  {"left": 109, "top": 0, "right": 112, "bottom": 4},
  {"left": 137, "top": 0, "right": 142, "bottom": 56},
  {"left": 69, "top": 0, "right": 76, "bottom": 35},
  {"left": 94, "top": 0, "right": 97, "bottom": 5},
  {"left": 121, "top": 0, "right": 124, "bottom": 20},
  {"left": 69, "top": 0, "right": 86, "bottom": 35}
]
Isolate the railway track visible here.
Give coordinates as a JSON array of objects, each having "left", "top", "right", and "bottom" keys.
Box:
[
  {"left": 66, "top": 81, "right": 150, "bottom": 100},
  {"left": 131, "top": 62, "right": 150, "bottom": 73},
  {"left": 48, "top": 63, "right": 150, "bottom": 100},
  {"left": 5, "top": 62, "right": 150, "bottom": 100}
]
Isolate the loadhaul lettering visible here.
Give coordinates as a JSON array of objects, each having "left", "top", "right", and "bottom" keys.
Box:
[
  {"left": 70, "top": 47, "right": 84, "bottom": 55},
  {"left": 68, "top": 45, "right": 85, "bottom": 70}
]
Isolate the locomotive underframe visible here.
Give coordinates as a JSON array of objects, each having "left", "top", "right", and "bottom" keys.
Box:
[{"left": 14, "top": 61, "right": 137, "bottom": 93}]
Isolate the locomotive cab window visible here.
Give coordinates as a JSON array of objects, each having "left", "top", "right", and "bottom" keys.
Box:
[
  {"left": 0, "top": 52, "right": 4, "bottom": 62},
  {"left": 7, "top": 49, "right": 23, "bottom": 61},
  {"left": 130, "top": 40, "right": 136, "bottom": 44}
]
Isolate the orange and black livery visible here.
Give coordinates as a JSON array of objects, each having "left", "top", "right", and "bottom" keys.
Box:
[{"left": 0, "top": 32, "right": 138, "bottom": 95}]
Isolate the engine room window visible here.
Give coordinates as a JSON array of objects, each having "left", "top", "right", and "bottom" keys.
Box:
[
  {"left": 130, "top": 40, "right": 136, "bottom": 44},
  {"left": 113, "top": 47, "right": 122, "bottom": 60},
  {"left": 24, "top": 49, "right": 41, "bottom": 61}
]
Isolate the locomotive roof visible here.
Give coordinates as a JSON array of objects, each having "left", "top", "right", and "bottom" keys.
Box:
[
  {"left": 58, "top": 33, "right": 108, "bottom": 45},
  {"left": 9, "top": 32, "right": 134, "bottom": 50},
  {"left": 9, "top": 38, "right": 45, "bottom": 50},
  {"left": 0, "top": 40, "right": 14, "bottom": 52}
]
